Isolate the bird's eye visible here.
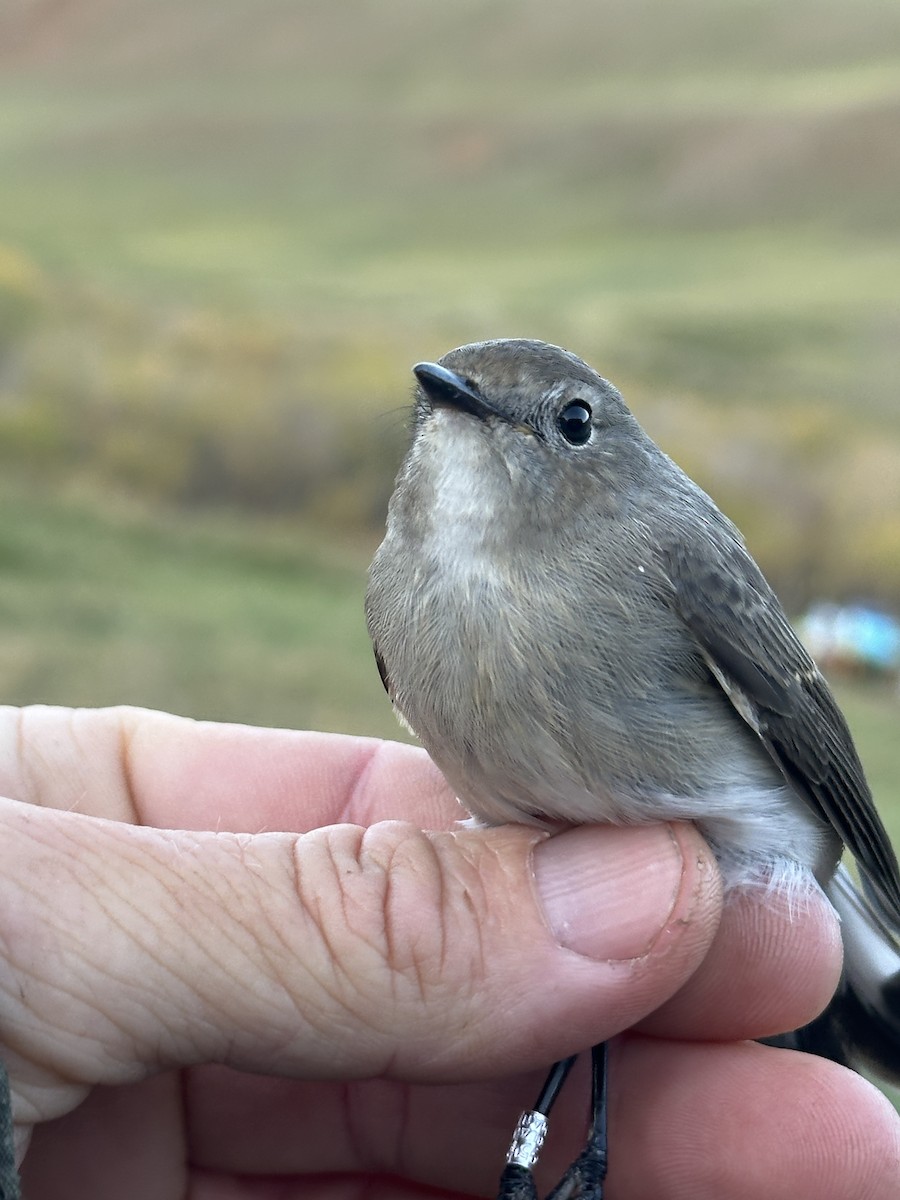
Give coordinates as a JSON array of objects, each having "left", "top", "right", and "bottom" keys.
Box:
[{"left": 557, "top": 401, "right": 593, "bottom": 445}]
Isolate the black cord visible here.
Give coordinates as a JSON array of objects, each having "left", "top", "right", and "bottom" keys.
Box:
[
  {"left": 0, "top": 1060, "right": 20, "bottom": 1200},
  {"left": 546, "top": 1042, "right": 608, "bottom": 1200},
  {"left": 534, "top": 1055, "right": 578, "bottom": 1115}
]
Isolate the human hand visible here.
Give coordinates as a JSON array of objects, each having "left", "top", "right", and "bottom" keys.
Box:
[{"left": 0, "top": 706, "right": 896, "bottom": 1198}]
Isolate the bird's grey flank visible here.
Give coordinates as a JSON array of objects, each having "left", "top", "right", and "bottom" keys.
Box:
[{"left": 365, "top": 338, "right": 900, "bottom": 1200}]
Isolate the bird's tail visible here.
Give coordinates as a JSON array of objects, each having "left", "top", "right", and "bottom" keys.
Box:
[{"left": 768, "top": 864, "right": 900, "bottom": 1084}]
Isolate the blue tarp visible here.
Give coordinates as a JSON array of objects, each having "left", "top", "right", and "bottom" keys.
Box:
[{"left": 798, "top": 603, "right": 900, "bottom": 673}]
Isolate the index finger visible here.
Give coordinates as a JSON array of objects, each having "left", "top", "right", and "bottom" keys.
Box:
[{"left": 0, "top": 705, "right": 456, "bottom": 831}]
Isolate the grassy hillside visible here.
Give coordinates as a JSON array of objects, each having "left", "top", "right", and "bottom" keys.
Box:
[
  {"left": 0, "top": 0, "right": 899, "bottom": 715},
  {"left": 4, "top": 2, "right": 900, "bottom": 352},
  {"left": 1, "top": 2, "right": 900, "bottom": 615},
  {"left": 0, "top": 479, "right": 398, "bottom": 736}
]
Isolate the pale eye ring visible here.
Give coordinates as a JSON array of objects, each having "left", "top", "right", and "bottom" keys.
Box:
[{"left": 557, "top": 401, "right": 593, "bottom": 445}]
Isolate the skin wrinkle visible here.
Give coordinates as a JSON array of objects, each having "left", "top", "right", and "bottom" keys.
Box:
[
  {"left": 229, "top": 841, "right": 312, "bottom": 1044},
  {"left": 430, "top": 838, "right": 452, "bottom": 987},
  {"left": 381, "top": 1080, "right": 419, "bottom": 1183},
  {"left": 377, "top": 837, "right": 408, "bottom": 1008},
  {"left": 322, "top": 829, "right": 391, "bottom": 1026},
  {"left": 7, "top": 707, "right": 88, "bottom": 814},
  {"left": 376, "top": 828, "right": 442, "bottom": 1009},
  {"left": 55, "top": 840, "right": 199, "bottom": 1070},
  {"left": 10, "top": 816, "right": 340, "bottom": 1080},
  {"left": 58, "top": 827, "right": 299, "bottom": 1073},
  {"left": 456, "top": 835, "right": 514, "bottom": 993},
  {"left": 124, "top": 839, "right": 248, "bottom": 1059},
  {"left": 289, "top": 822, "right": 494, "bottom": 1070},
  {"left": 380, "top": 827, "right": 456, "bottom": 1028},
  {"left": 289, "top": 829, "right": 398, "bottom": 1064},
  {"left": 0, "top": 990, "right": 103, "bottom": 1130},
  {"left": 333, "top": 827, "right": 426, "bottom": 1025},
  {"left": 192, "top": 848, "right": 296, "bottom": 1055},
  {"left": 340, "top": 1080, "right": 364, "bottom": 1174},
  {"left": 233, "top": 838, "right": 369, "bottom": 1069},
  {"left": 16, "top": 820, "right": 279, "bottom": 1079},
  {"left": 422, "top": 834, "right": 489, "bottom": 1018},
  {"left": 114, "top": 827, "right": 370, "bottom": 1075},
  {"left": 393, "top": 1080, "right": 416, "bottom": 1184},
  {"left": 222, "top": 820, "right": 487, "bottom": 1075}
]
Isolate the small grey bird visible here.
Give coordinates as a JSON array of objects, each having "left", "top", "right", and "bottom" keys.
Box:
[{"left": 365, "top": 339, "right": 900, "bottom": 1198}]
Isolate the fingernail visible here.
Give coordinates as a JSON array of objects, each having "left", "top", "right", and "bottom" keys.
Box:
[{"left": 534, "top": 824, "right": 684, "bottom": 960}]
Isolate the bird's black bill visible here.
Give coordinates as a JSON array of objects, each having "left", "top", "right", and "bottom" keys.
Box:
[{"left": 412, "top": 361, "right": 496, "bottom": 422}]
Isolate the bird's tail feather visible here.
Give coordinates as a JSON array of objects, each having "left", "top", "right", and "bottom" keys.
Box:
[{"left": 766, "top": 864, "right": 900, "bottom": 1084}]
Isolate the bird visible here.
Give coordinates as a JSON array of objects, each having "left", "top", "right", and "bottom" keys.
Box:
[{"left": 365, "top": 338, "right": 900, "bottom": 1200}]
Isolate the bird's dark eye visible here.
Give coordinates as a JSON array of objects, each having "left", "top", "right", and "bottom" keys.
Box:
[{"left": 557, "top": 401, "right": 593, "bottom": 445}]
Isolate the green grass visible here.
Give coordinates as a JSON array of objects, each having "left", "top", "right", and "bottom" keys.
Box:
[
  {"left": 0, "top": 481, "right": 402, "bottom": 739},
  {"left": 3, "top": 1, "right": 900, "bottom": 358},
  {"left": 1, "top": 0, "right": 900, "bottom": 734},
  {"left": 0, "top": 0, "right": 897, "bottom": 774},
  {"left": 2, "top": 2, "right": 900, "bottom": 600},
  {"left": 832, "top": 680, "right": 900, "bottom": 846}
]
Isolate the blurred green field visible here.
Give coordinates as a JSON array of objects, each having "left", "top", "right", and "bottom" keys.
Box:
[
  {"left": 1, "top": 0, "right": 900, "bottom": 606},
  {"left": 0, "top": 0, "right": 898, "bottom": 778},
  {"left": 0, "top": 478, "right": 400, "bottom": 738}
]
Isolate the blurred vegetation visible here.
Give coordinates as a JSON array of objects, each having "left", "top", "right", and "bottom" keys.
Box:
[
  {"left": 0, "top": 478, "right": 399, "bottom": 736},
  {"left": 0, "top": 0, "right": 899, "bottom": 735},
  {"left": 0, "top": 1, "right": 899, "bottom": 610}
]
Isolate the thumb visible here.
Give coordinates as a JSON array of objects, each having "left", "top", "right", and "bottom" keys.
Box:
[{"left": 1, "top": 801, "right": 719, "bottom": 1124}]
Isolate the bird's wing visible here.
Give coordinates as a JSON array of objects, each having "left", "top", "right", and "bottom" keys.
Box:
[
  {"left": 661, "top": 527, "right": 900, "bottom": 926},
  {"left": 370, "top": 630, "right": 422, "bottom": 740},
  {"left": 373, "top": 643, "right": 393, "bottom": 700}
]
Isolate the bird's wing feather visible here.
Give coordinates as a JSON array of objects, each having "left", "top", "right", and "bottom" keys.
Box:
[
  {"left": 373, "top": 642, "right": 393, "bottom": 700},
  {"left": 660, "top": 526, "right": 900, "bottom": 926}
]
